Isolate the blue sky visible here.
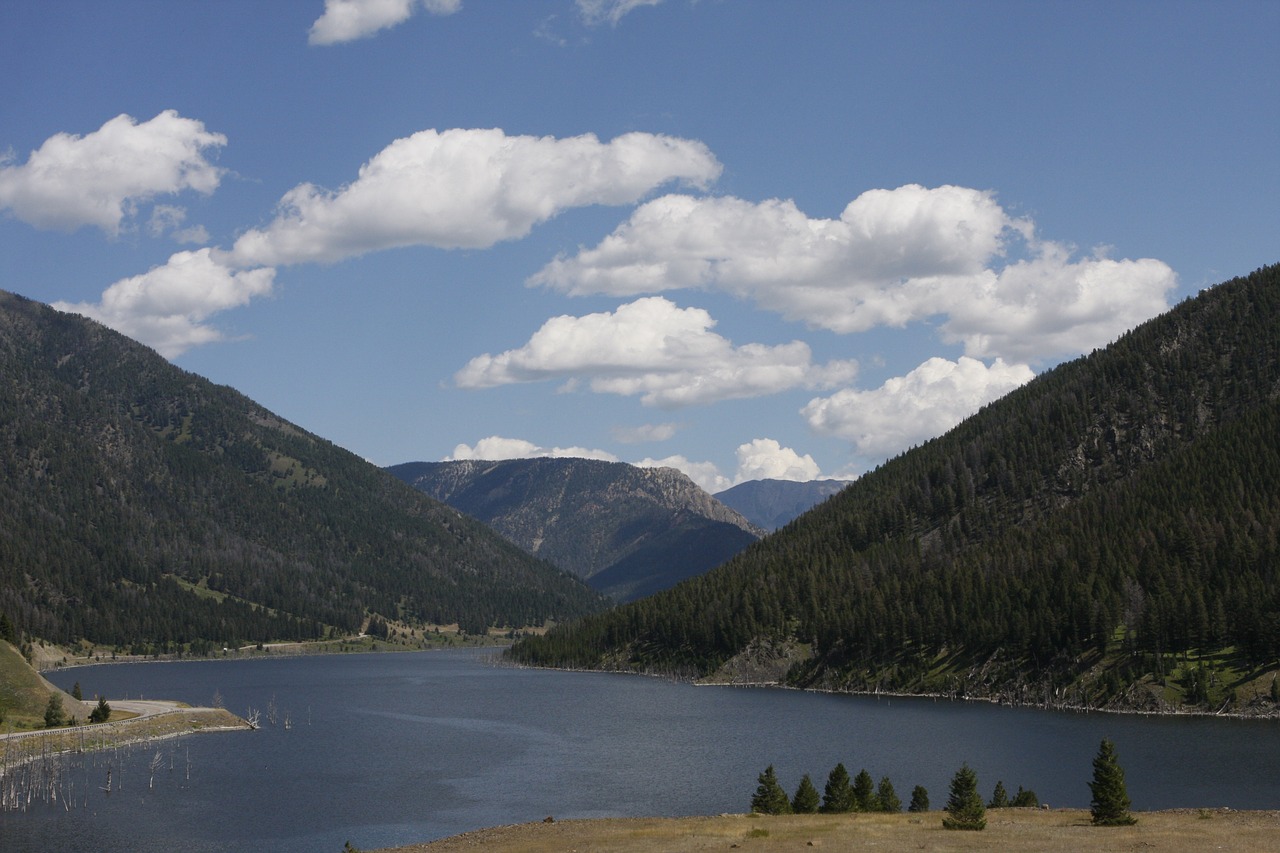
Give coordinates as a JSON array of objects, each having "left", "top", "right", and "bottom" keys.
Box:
[{"left": 2, "top": 1, "right": 1276, "bottom": 492}]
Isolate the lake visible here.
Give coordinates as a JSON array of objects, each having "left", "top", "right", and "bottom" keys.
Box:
[{"left": 3, "top": 648, "right": 1277, "bottom": 851}]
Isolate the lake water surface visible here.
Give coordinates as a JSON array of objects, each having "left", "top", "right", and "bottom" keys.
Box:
[{"left": 4, "top": 648, "right": 1277, "bottom": 851}]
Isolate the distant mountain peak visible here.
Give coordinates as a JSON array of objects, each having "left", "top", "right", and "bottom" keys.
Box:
[{"left": 388, "top": 457, "right": 761, "bottom": 601}]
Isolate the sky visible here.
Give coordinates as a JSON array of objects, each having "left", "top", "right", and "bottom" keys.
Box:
[{"left": 1, "top": 1, "right": 1276, "bottom": 493}]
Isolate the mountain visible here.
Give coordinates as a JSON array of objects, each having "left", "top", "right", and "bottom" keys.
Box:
[
  {"left": 715, "top": 478, "right": 849, "bottom": 531},
  {"left": 509, "top": 265, "right": 1280, "bottom": 714},
  {"left": 387, "top": 458, "right": 762, "bottom": 601},
  {"left": 0, "top": 291, "right": 605, "bottom": 650}
]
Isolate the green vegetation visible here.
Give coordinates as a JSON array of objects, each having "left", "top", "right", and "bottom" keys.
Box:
[
  {"left": 508, "top": 266, "right": 1280, "bottom": 712},
  {"left": 908, "top": 785, "right": 929, "bottom": 812},
  {"left": 790, "top": 774, "right": 819, "bottom": 813},
  {"left": 820, "top": 762, "right": 854, "bottom": 813},
  {"left": 750, "top": 765, "right": 791, "bottom": 814},
  {"left": 942, "top": 764, "right": 986, "bottom": 830},
  {"left": 1089, "top": 739, "right": 1137, "bottom": 826},
  {"left": 0, "top": 290, "right": 606, "bottom": 652}
]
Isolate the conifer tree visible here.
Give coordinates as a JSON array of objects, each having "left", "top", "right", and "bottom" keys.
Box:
[
  {"left": 820, "top": 763, "right": 855, "bottom": 813},
  {"left": 876, "top": 776, "right": 902, "bottom": 812},
  {"left": 71, "top": 682, "right": 82, "bottom": 701},
  {"left": 43, "top": 693, "right": 65, "bottom": 728},
  {"left": 988, "top": 780, "right": 1009, "bottom": 808},
  {"left": 1089, "top": 739, "right": 1137, "bottom": 826},
  {"left": 751, "top": 765, "right": 792, "bottom": 815},
  {"left": 852, "top": 768, "right": 875, "bottom": 811},
  {"left": 1011, "top": 786, "right": 1039, "bottom": 808},
  {"left": 89, "top": 695, "right": 111, "bottom": 724},
  {"left": 792, "top": 774, "right": 820, "bottom": 814},
  {"left": 908, "top": 785, "right": 930, "bottom": 812},
  {"left": 942, "top": 764, "right": 986, "bottom": 830}
]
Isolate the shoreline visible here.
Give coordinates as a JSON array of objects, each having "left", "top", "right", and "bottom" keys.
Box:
[{"left": 500, "top": 659, "right": 1280, "bottom": 722}]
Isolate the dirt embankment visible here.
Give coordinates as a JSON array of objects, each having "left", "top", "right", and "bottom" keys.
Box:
[{"left": 377, "top": 809, "right": 1280, "bottom": 853}]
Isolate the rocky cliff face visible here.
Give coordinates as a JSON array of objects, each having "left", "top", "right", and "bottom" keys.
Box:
[{"left": 387, "top": 457, "right": 762, "bottom": 601}]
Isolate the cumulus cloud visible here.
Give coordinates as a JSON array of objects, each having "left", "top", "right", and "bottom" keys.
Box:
[
  {"left": 309, "top": 0, "right": 461, "bottom": 45},
  {"left": 53, "top": 249, "right": 275, "bottom": 358},
  {"left": 634, "top": 454, "right": 731, "bottom": 494},
  {"left": 802, "top": 356, "right": 1035, "bottom": 458},
  {"left": 0, "top": 111, "right": 226, "bottom": 235},
  {"left": 734, "top": 438, "right": 822, "bottom": 482},
  {"left": 612, "top": 422, "right": 680, "bottom": 443},
  {"left": 577, "top": 0, "right": 663, "bottom": 27},
  {"left": 230, "top": 128, "right": 720, "bottom": 267},
  {"left": 454, "top": 296, "right": 858, "bottom": 406},
  {"left": 445, "top": 436, "right": 618, "bottom": 462},
  {"left": 636, "top": 437, "right": 824, "bottom": 492},
  {"left": 531, "top": 185, "right": 1176, "bottom": 364}
]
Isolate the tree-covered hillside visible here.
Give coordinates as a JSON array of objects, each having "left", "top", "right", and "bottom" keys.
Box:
[
  {"left": 509, "top": 265, "right": 1280, "bottom": 712},
  {"left": 0, "top": 291, "right": 605, "bottom": 650}
]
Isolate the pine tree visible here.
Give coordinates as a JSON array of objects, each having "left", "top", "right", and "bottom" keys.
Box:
[
  {"left": 876, "top": 776, "right": 902, "bottom": 812},
  {"left": 821, "top": 763, "right": 855, "bottom": 813},
  {"left": 908, "top": 785, "right": 930, "bottom": 812},
  {"left": 1011, "top": 786, "right": 1040, "bottom": 808},
  {"left": 1089, "top": 739, "right": 1137, "bottom": 826},
  {"left": 751, "top": 765, "right": 792, "bottom": 815},
  {"left": 852, "top": 768, "right": 875, "bottom": 811},
  {"left": 942, "top": 764, "right": 986, "bottom": 830},
  {"left": 792, "top": 774, "right": 820, "bottom": 814},
  {"left": 43, "top": 693, "right": 65, "bottom": 728},
  {"left": 988, "top": 780, "right": 1009, "bottom": 808},
  {"left": 71, "top": 682, "right": 82, "bottom": 701},
  {"left": 89, "top": 695, "right": 111, "bottom": 724}
]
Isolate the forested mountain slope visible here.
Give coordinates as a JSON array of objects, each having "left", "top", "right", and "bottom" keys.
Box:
[
  {"left": 0, "top": 291, "right": 605, "bottom": 650},
  {"left": 387, "top": 458, "right": 761, "bottom": 601},
  {"left": 510, "top": 265, "right": 1280, "bottom": 713}
]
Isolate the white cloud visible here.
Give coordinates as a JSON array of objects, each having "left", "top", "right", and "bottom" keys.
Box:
[
  {"left": 0, "top": 111, "right": 226, "bottom": 235},
  {"left": 454, "top": 296, "right": 858, "bottom": 407},
  {"left": 634, "top": 454, "right": 731, "bottom": 494},
  {"left": 147, "top": 205, "right": 210, "bottom": 245},
  {"left": 309, "top": 0, "right": 461, "bottom": 46},
  {"left": 612, "top": 422, "right": 680, "bottom": 443},
  {"left": 937, "top": 245, "right": 1176, "bottom": 362},
  {"left": 734, "top": 438, "right": 821, "bottom": 482},
  {"left": 802, "top": 356, "right": 1035, "bottom": 458},
  {"left": 635, "top": 436, "right": 824, "bottom": 492},
  {"left": 445, "top": 436, "right": 618, "bottom": 462},
  {"left": 230, "top": 128, "right": 720, "bottom": 267},
  {"left": 577, "top": 0, "right": 663, "bottom": 27},
  {"left": 53, "top": 249, "right": 275, "bottom": 358},
  {"left": 531, "top": 185, "right": 1176, "bottom": 364}
]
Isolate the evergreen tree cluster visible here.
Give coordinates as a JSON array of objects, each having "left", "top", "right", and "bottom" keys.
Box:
[
  {"left": 750, "top": 762, "right": 916, "bottom": 815},
  {"left": 0, "top": 291, "right": 607, "bottom": 650},
  {"left": 510, "top": 266, "right": 1280, "bottom": 705}
]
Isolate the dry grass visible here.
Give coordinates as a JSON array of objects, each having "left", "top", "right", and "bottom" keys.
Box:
[
  {"left": 378, "top": 809, "right": 1280, "bottom": 853},
  {"left": 1, "top": 707, "right": 249, "bottom": 768}
]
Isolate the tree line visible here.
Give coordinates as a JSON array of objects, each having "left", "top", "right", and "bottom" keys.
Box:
[
  {"left": 750, "top": 738, "right": 1134, "bottom": 829},
  {"left": 509, "top": 266, "right": 1280, "bottom": 708}
]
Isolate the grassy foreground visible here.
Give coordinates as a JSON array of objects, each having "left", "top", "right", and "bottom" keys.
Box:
[{"left": 377, "top": 809, "right": 1280, "bottom": 853}]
